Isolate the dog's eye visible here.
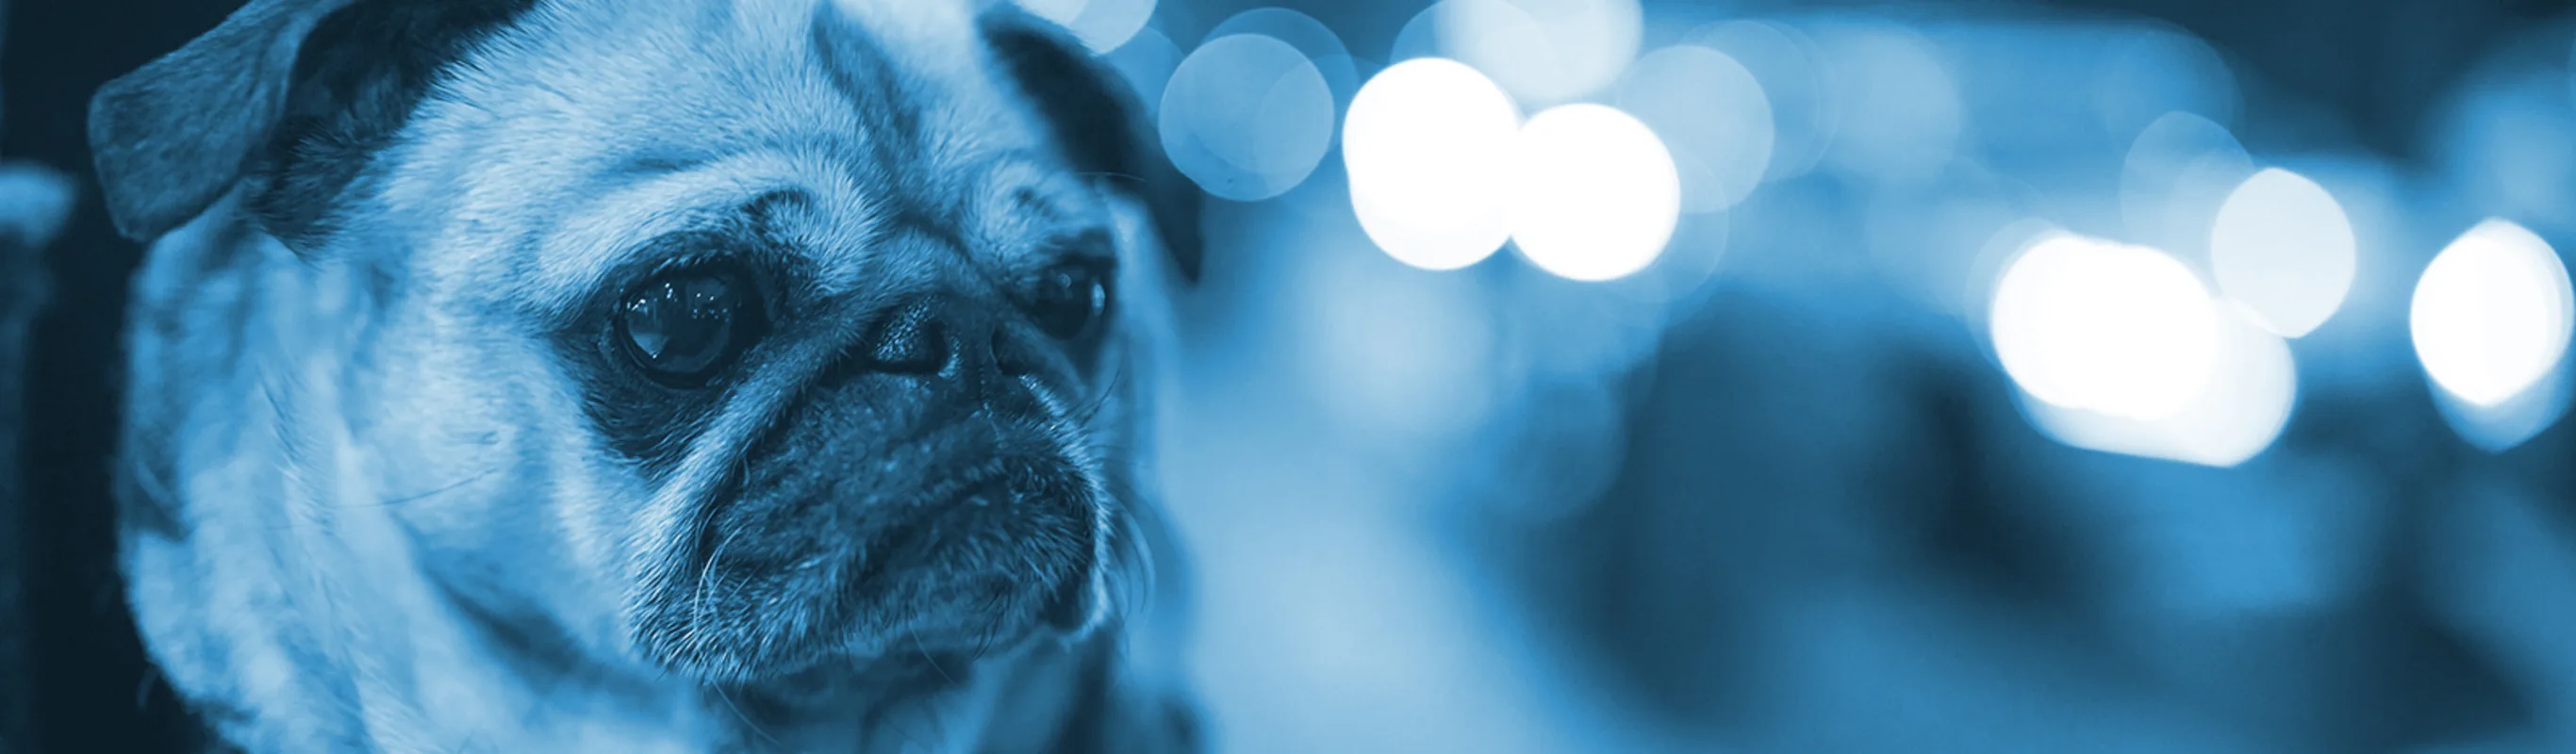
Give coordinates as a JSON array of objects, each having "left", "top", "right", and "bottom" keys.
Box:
[
  {"left": 1027, "top": 263, "right": 1111, "bottom": 340},
  {"left": 617, "top": 266, "right": 762, "bottom": 386}
]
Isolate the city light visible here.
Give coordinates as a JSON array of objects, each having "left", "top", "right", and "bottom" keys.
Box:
[
  {"left": 1344, "top": 58, "right": 1523, "bottom": 271},
  {"left": 2025, "top": 306, "right": 2297, "bottom": 467},
  {"left": 1693, "top": 20, "right": 1831, "bottom": 183},
  {"left": 1615, "top": 44, "right": 1775, "bottom": 214},
  {"left": 1809, "top": 22, "right": 1962, "bottom": 185},
  {"left": 1159, "top": 33, "right": 1335, "bottom": 202},
  {"left": 1434, "top": 0, "right": 1643, "bottom": 106},
  {"left": 1014, "top": 0, "right": 1156, "bottom": 54},
  {"left": 1205, "top": 8, "right": 1362, "bottom": 108},
  {"left": 1506, "top": 105, "right": 1681, "bottom": 282},
  {"left": 2208, "top": 168, "right": 2356, "bottom": 338},
  {"left": 2411, "top": 219, "right": 2574, "bottom": 408},
  {"left": 1990, "top": 234, "right": 2220, "bottom": 420}
]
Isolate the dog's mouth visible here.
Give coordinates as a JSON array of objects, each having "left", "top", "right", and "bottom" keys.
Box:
[
  {"left": 841, "top": 467, "right": 1026, "bottom": 587},
  {"left": 640, "top": 421, "right": 1105, "bottom": 682},
  {"left": 833, "top": 457, "right": 1098, "bottom": 615}
]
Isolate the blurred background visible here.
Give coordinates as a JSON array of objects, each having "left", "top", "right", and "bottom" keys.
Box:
[{"left": 9, "top": 0, "right": 2576, "bottom": 751}]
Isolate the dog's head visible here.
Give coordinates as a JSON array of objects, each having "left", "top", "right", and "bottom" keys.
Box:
[{"left": 92, "top": 0, "right": 1199, "bottom": 686}]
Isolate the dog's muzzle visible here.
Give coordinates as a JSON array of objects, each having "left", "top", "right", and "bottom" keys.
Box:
[{"left": 660, "top": 291, "right": 1104, "bottom": 678}]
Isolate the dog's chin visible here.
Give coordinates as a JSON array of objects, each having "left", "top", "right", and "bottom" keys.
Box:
[{"left": 636, "top": 457, "right": 1103, "bottom": 687}]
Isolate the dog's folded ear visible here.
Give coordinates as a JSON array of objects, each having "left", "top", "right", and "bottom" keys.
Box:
[
  {"left": 88, "top": 0, "right": 363, "bottom": 242},
  {"left": 91, "top": 0, "right": 536, "bottom": 245},
  {"left": 981, "top": 13, "right": 1205, "bottom": 285}
]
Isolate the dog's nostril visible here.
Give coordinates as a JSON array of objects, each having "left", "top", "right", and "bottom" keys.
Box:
[{"left": 864, "top": 302, "right": 947, "bottom": 374}]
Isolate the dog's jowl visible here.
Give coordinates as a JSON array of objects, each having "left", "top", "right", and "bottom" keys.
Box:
[{"left": 87, "top": 0, "right": 1203, "bottom": 750}]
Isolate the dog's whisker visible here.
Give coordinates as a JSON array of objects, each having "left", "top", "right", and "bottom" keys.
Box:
[
  {"left": 912, "top": 631, "right": 955, "bottom": 687},
  {"left": 1066, "top": 358, "right": 1137, "bottom": 426},
  {"left": 692, "top": 525, "right": 753, "bottom": 656},
  {"left": 714, "top": 685, "right": 783, "bottom": 750},
  {"left": 337, "top": 466, "right": 504, "bottom": 511}
]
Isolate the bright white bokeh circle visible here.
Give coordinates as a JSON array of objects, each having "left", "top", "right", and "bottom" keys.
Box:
[
  {"left": 1435, "top": 0, "right": 1643, "bottom": 106},
  {"left": 1990, "top": 234, "right": 2221, "bottom": 420},
  {"left": 1345, "top": 58, "right": 1524, "bottom": 270},
  {"left": 2411, "top": 220, "right": 2576, "bottom": 407},
  {"left": 2160, "top": 313, "right": 2300, "bottom": 467},
  {"left": 1615, "top": 44, "right": 1775, "bottom": 214},
  {"left": 2025, "top": 308, "right": 2296, "bottom": 467},
  {"left": 1159, "top": 34, "right": 1336, "bottom": 202},
  {"left": 2209, "top": 168, "right": 2357, "bottom": 338},
  {"left": 1014, "top": 0, "right": 1156, "bottom": 55},
  {"left": 1506, "top": 104, "right": 1681, "bottom": 282}
]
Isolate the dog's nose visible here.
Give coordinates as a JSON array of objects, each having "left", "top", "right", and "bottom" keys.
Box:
[{"left": 859, "top": 295, "right": 1041, "bottom": 384}]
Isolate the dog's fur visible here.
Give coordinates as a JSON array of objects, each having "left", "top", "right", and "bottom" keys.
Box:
[{"left": 91, "top": 0, "right": 1203, "bottom": 750}]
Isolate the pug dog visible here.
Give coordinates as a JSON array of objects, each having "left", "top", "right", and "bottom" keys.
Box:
[{"left": 89, "top": 0, "right": 1205, "bottom": 750}]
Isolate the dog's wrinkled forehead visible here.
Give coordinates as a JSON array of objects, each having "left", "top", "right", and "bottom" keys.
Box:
[{"left": 385, "top": 0, "right": 1094, "bottom": 313}]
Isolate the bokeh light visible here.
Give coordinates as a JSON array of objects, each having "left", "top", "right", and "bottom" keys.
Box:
[
  {"left": 1345, "top": 58, "right": 1522, "bottom": 271},
  {"left": 1693, "top": 20, "right": 1833, "bottom": 184},
  {"left": 1809, "top": 21, "right": 1963, "bottom": 185},
  {"left": 2208, "top": 168, "right": 2356, "bottom": 338},
  {"left": 2410, "top": 219, "right": 2575, "bottom": 408},
  {"left": 2122, "top": 111, "right": 2255, "bottom": 259},
  {"left": 1990, "top": 233, "right": 2220, "bottom": 420},
  {"left": 1962, "top": 219, "right": 2069, "bottom": 341},
  {"left": 2026, "top": 307, "right": 2297, "bottom": 467},
  {"left": 1387, "top": 2, "right": 1448, "bottom": 62},
  {"left": 1435, "top": 0, "right": 1643, "bottom": 106},
  {"left": 1507, "top": 104, "right": 1681, "bottom": 282},
  {"left": 2437, "top": 359, "right": 2572, "bottom": 453},
  {"left": 1159, "top": 34, "right": 1336, "bottom": 202},
  {"left": 50, "top": 3, "right": 2576, "bottom": 753},
  {"left": 2153, "top": 311, "right": 2299, "bottom": 467},
  {"left": 2090, "top": 25, "right": 2240, "bottom": 143},
  {"left": 1014, "top": 0, "right": 1156, "bottom": 55},
  {"left": 1869, "top": 168, "right": 2039, "bottom": 320},
  {"left": 1925, "top": 20, "right": 2224, "bottom": 177},
  {"left": 1595, "top": 209, "right": 1729, "bottom": 310},
  {"left": 1615, "top": 45, "right": 1775, "bottom": 214},
  {"left": 1205, "top": 8, "right": 1362, "bottom": 109}
]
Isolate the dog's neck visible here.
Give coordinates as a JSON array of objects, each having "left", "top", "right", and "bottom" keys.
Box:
[{"left": 114, "top": 205, "right": 1079, "bottom": 752}]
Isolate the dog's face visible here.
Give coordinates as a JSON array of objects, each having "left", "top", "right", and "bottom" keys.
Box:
[{"left": 91, "top": 0, "right": 1199, "bottom": 688}]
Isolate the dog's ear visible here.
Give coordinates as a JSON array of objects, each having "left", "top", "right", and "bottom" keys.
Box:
[
  {"left": 88, "top": 0, "right": 364, "bottom": 242},
  {"left": 91, "top": 0, "right": 536, "bottom": 245},
  {"left": 981, "top": 13, "right": 1204, "bottom": 285}
]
